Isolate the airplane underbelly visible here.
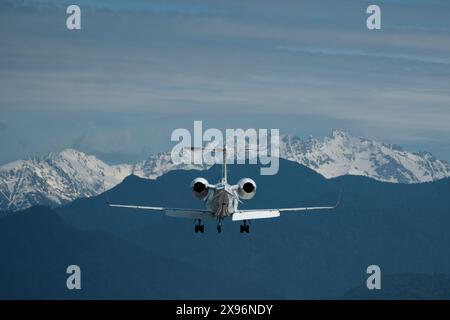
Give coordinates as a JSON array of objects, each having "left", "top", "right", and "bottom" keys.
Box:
[{"left": 209, "top": 190, "right": 235, "bottom": 218}]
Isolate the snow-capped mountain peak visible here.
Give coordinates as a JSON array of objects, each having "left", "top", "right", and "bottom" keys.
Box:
[
  {"left": 280, "top": 130, "right": 450, "bottom": 184},
  {"left": 0, "top": 149, "right": 132, "bottom": 212}
]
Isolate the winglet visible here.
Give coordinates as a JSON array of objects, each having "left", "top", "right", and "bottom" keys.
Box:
[
  {"left": 103, "top": 179, "right": 111, "bottom": 206},
  {"left": 334, "top": 189, "right": 342, "bottom": 208}
]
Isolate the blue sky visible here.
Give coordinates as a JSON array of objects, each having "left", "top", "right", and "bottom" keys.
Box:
[{"left": 1, "top": 0, "right": 450, "bottom": 164}]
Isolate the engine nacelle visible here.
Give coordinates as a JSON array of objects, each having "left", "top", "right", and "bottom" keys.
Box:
[
  {"left": 191, "top": 177, "right": 209, "bottom": 199},
  {"left": 237, "top": 178, "right": 256, "bottom": 200}
]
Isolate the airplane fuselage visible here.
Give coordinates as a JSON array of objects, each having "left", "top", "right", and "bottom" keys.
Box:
[{"left": 204, "top": 183, "right": 239, "bottom": 219}]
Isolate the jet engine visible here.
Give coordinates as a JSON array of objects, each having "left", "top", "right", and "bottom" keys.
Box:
[
  {"left": 191, "top": 177, "right": 209, "bottom": 199},
  {"left": 237, "top": 178, "right": 256, "bottom": 199}
]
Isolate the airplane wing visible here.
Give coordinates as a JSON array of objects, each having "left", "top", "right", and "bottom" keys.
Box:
[
  {"left": 108, "top": 204, "right": 215, "bottom": 220},
  {"left": 232, "top": 194, "right": 341, "bottom": 221},
  {"left": 232, "top": 205, "right": 336, "bottom": 221}
]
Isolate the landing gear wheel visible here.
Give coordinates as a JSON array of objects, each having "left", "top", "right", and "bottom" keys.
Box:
[
  {"left": 217, "top": 225, "right": 222, "bottom": 233},
  {"left": 240, "top": 221, "right": 250, "bottom": 233},
  {"left": 195, "top": 220, "right": 204, "bottom": 233}
]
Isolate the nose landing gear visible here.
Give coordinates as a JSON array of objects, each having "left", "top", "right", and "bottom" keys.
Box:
[{"left": 217, "top": 219, "right": 223, "bottom": 233}]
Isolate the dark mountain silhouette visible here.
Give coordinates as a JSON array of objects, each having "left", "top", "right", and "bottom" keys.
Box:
[
  {"left": 2, "top": 159, "right": 450, "bottom": 298},
  {"left": 56, "top": 159, "right": 450, "bottom": 299},
  {"left": 0, "top": 206, "right": 275, "bottom": 299}
]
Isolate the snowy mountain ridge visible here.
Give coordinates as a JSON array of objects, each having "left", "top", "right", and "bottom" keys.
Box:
[
  {"left": 280, "top": 130, "right": 450, "bottom": 184},
  {"left": 1, "top": 130, "right": 449, "bottom": 211}
]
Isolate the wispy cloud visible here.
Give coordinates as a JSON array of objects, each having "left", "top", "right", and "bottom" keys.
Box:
[
  {"left": 9, "top": 0, "right": 219, "bottom": 15},
  {"left": 276, "top": 46, "right": 450, "bottom": 66},
  {"left": 1, "top": 0, "right": 450, "bottom": 162}
]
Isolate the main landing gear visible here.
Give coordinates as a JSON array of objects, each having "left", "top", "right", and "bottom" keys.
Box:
[
  {"left": 240, "top": 220, "right": 250, "bottom": 233},
  {"left": 195, "top": 219, "right": 249, "bottom": 233},
  {"left": 194, "top": 219, "right": 204, "bottom": 233}
]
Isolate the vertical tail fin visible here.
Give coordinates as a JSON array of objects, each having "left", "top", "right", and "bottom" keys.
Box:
[{"left": 188, "top": 147, "right": 227, "bottom": 184}]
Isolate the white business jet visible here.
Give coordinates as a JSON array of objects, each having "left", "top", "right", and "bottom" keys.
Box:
[{"left": 109, "top": 147, "right": 339, "bottom": 233}]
